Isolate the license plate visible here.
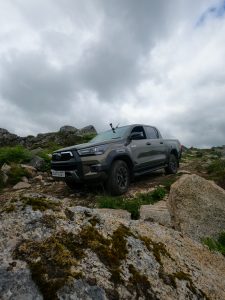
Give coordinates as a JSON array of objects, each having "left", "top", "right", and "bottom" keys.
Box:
[{"left": 51, "top": 170, "right": 65, "bottom": 178}]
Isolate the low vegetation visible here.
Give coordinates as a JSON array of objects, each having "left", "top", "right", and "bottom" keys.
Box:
[
  {"left": 206, "top": 159, "right": 225, "bottom": 184},
  {"left": 21, "top": 197, "right": 61, "bottom": 211},
  {"left": 97, "top": 187, "right": 167, "bottom": 219},
  {"left": 14, "top": 224, "right": 134, "bottom": 299},
  {"left": 0, "top": 145, "right": 31, "bottom": 166},
  {"left": 203, "top": 232, "right": 225, "bottom": 256},
  {"left": 7, "top": 164, "right": 30, "bottom": 185}
]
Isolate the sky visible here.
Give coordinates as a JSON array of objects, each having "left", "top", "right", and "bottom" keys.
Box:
[{"left": 0, "top": 0, "right": 225, "bottom": 147}]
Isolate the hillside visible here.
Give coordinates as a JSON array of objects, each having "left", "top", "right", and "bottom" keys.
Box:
[{"left": 0, "top": 129, "right": 225, "bottom": 299}]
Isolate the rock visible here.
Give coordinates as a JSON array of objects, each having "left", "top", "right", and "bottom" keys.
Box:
[
  {"left": 21, "top": 176, "right": 29, "bottom": 183},
  {"left": 168, "top": 174, "right": 225, "bottom": 241},
  {"left": 0, "top": 206, "right": 225, "bottom": 299},
  {"left": 79, "top": 125, "right": 97, "bottom": 135},
  {"left": 59, "top": 125, "right": 78, "bottom": 133},
  {"left": 34, "top": 175, "right": 43, "bottom": 181},
  {"left": 1, "top": 163, "right": 11, "bottom": 174},
  {"left": 94, "top": 208, "right": 131, "bottom": 220},
  {"left": 0, "top": 125, "right": 96, "bottom": 148},
  {"left": 13, "top": 182, "right": 31, "bottom": 190},
  {"left": 177, "top": 169, "right": 191, "bottom": 175},
  {"left": 2, "top": 173, "right": 8, "bottom": 184},
  {"left": 21, "top": 164, "right": 37, "bottom": 177},
  {"left": 140, "top": 200, "right": 171, "bottom": 226},
  {"left": 29, "top": 156, "right": 45, "bottom": 171},
  {"left": 0, "top": 128, "right": 9, "bottom": 134},
  {"left": 30, "top": 147, "right": 43, "bottom": 155}
]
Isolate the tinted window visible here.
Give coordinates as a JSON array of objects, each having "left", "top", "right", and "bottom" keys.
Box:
[
  {"left": 131, "top": 126, "right": 146, "bottom": 139},
  {"left": 145, "top": 127, "right": 158, "bottom": 139},
  {"left": 90, "top": 126, "right": 129, "bottom": 143}
]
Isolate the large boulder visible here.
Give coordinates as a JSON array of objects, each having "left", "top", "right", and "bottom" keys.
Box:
[
  {"left": 79, "top": 125, "right": 97, "bottom": 135},
  {"left": 59, "top": 125, "right": 78, "bottom": 133},
  {"left": 0, "top": 201, "right": 225, "bottom": 299},
  {"left": 29, "top": 156, "right": 45, "bottom": 171},
  {"left": 168, "top": 174, "right": 225, "bottom": 241},
  {"left": 0, "top": 128, "right": 21, "bottom": 147},
  {"left": 140, "top": 200, "right": 171, "bottom": 227}
]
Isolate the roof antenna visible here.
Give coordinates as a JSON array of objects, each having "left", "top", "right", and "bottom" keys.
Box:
[{"left": 109, "top": 123, "right": 116, "bottom": 133}]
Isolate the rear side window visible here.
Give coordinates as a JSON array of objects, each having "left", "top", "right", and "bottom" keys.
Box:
[{"left": 145, "top": 127, "right": 158, "bottom": 139}]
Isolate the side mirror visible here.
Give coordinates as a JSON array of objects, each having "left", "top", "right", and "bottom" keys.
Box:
[{"left": 130, "top": 132, "right": 143, "bottom": 140}]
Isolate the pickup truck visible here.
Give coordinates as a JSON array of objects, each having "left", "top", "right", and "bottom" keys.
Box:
[{"left": 51, "top": 124, "right": 182, "bottom": 195}]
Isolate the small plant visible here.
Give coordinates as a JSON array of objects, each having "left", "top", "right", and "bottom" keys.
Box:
[
  {"left": 22, "top": 197, "right": 60, "bottom": 211},
  {"left": 0, "top": 146, "right": 31, "bottom": 166},
  {"left": 97, "top": 187, "right": 167, "bottom": 219},
  {"left": 202, "top": 232, "right": 225, "bottom": 256},
  {"left": 36, "top": 150, "right": 52, "bottom": 171},
  {"left": 7, "top": 164, "right": 30, "bottom": 185},
  {"left": 206, "top": 159, "right": 225, "bottom": 186}
]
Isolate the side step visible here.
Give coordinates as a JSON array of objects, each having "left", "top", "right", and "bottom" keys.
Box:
[{"left": 134, "top": 166, "right": 166, "bottom": 177}]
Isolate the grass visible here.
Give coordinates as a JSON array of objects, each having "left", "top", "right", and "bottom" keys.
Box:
[
  {"left": 97, "top": 187, "right": 167, "bottom": 219},
  {"left": 0, "top": 146, "right": 31, "bottom": 166},
  {"left": 7, "top": 164, "right": 30, "bottom": 185},
  {"left": 22, "top": 197, "right": 60, "bottom": 211},
  {"left": 14, "top": 224, "right": 133, "bottom": 299},
  {"left": 207, "top": 159, "right": 225, "bottom": 179},
  {"left": 202, "top": 232, "right": 225, "bottom": 256},
  {"left": 36, "top": 150, "right": 52, "bottom": 171}
]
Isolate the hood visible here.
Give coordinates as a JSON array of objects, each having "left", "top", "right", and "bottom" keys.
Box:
[{"left": 53, "top": 138, "right": 125, "bottom": 153}]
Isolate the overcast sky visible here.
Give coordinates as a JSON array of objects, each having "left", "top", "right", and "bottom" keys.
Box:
[{"left": 0, "top": 0, "right": 225, "bottom": 147}]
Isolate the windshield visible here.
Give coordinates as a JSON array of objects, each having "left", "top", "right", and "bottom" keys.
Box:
[{"left": 90, "top": 126, "right": 129, "bottom": 143}]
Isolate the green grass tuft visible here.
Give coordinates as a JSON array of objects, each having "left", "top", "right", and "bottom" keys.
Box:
[
  {"left": 0, "top": 146, "right": 31, "bottom": 166},
  {"left": 202, "top": 232, "right": 225, "bottom": 256},
  {"left": 97, "top": 187, "right": 167, "bottom": 219},
  {"left": 7, "top": 164, "right": 30, "bottom": 185}
]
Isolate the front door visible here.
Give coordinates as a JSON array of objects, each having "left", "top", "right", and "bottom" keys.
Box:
[{"left": 128, "top": 126, "right": 152, "bottom": 171}]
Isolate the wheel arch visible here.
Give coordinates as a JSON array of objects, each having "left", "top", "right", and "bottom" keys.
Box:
[
  {"left": 169, "top": 149, "right": 179, "bottom": 166},
  {"left": 110, "top": 154, "right": 134, "bottom": 175}
]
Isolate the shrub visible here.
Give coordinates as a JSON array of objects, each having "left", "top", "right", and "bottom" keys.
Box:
[
  {"left": 202, "top": 232, "right": 225, "bottom": 256},
  {"left": 0, "top": 146, "right": 31, "bottom": 166},
  {"left": 36, "top": 150, "right": 52, "bottom": 171},
  {"left": 97, "top": 187, "right": 167, "bottom": 220},
  {"left": 206, "top": 159, "right": 225, "bottom": 184},
  {"left": 7, "top": 164, "right": 30, "bottom": 185}
]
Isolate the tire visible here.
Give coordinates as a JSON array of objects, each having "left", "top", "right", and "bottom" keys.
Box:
[
  {"left": 165, "top": 154, "right": 178, "bottom": 174},
  {"left": 65, "top": 178, "right": 83, "bottom": 190},
  {"left": 106, "top": 160, "right": 130, "bottom": 196}
]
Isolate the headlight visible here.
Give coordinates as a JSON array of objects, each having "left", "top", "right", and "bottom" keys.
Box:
[{"left": 77, "top": 145, "right": 108, "bottom": 156}]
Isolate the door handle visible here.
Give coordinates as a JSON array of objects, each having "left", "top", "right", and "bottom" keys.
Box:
[
  {"left": 160, "top": 142, "right": 163, "bottom": 144},
  {"left": 146, "top": 142, "right": 151, "bottom": 145}
]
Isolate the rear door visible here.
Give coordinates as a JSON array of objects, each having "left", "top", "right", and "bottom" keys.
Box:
[{"left": 144, "top": 126, "right": 167, "bottom": 167}]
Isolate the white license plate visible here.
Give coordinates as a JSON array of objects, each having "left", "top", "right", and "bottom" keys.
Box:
[{"left": 51, "top": 170, "right": 65, "bottom": 178}]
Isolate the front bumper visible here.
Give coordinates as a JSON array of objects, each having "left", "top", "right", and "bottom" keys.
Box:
[{"left": 51, "top": 150, "right": 108, "bottom": 183}]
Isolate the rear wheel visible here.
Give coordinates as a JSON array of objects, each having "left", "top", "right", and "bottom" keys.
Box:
[
  {"left": 165, "top": 154, "right": 178, "bottom": 174},
  {"left": 106, "top": 160, "right": 130, "bottom": 195}
]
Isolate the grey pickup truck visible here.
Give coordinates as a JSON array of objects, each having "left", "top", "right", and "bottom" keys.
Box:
[{"left": 51, "top": 124, "right": 182, "bottom": 195}]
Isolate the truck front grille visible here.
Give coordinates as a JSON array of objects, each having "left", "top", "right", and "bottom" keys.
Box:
[{"left": 52, "top": 151, "right": 74, "bottom": 162}]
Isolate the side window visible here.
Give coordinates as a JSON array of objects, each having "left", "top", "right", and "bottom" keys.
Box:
[
  {"left": 131, "top": 126, "right": 146, "bottom": 139},
  {"left": 145, "top": 127, "right": 158, "bottom": 139}
]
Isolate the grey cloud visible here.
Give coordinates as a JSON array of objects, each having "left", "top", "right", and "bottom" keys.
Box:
[
  {"left": 0, "top": 0, "right": 224, "bottom": 147},
  {"left": 0, "top": 51, "right": 75, "bottom": 113}
]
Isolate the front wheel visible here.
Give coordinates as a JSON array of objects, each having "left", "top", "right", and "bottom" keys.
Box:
[
  {"left": 65, "top": 178, "right": 83, "bottom": 191},
  {"left": 165, "top": 154, "right": 178, "bottom": 174},
  {"left": 106, "top": 160, "right": 130, "bottom": 195}
]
